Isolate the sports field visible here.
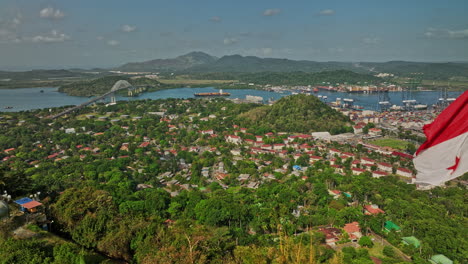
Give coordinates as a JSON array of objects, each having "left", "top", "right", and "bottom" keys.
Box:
[{"left": 370, "top": 138, "right": 410, "bottom": 150}]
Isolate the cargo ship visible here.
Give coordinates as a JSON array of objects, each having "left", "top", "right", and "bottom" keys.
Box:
[{"left": 194, "top": 89, "right": 230, "bottom": 97}]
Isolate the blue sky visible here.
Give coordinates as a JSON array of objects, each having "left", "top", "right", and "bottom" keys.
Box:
[{"left": 0, "top": 0, "right": 467, "bottom": 70}]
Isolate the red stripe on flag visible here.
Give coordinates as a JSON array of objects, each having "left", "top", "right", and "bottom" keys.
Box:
[{"left": 416, "top": 90, "right": 468, "bottom": 156}]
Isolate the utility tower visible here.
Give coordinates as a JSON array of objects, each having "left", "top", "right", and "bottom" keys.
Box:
[
  {"left": 437, "top": 82, "right": 449, "bottom": 108},
  {"left": 377, "top": 87, "right": 391, "bottom": 111},
  {"left": 110, "top": 92, "right": 116, "bottom": 104},
  {"left": 402, "top": 73, "right": 423, "bottom": 110}
]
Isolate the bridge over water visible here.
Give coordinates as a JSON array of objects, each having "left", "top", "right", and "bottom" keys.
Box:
[{"left": 48, "top": 80, "right": 138, "bottom": 119}]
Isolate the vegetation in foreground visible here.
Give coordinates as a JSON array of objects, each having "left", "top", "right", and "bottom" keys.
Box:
[{"left": 0, "top": 97, "right": 466, "bottom": 263}]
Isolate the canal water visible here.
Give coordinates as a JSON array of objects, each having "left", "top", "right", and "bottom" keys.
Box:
[{"left": 0, "top": 86, "right": 464, "bottom": 112}]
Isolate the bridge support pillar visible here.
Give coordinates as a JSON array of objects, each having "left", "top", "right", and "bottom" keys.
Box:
[{"left": 110, "top": 92, "right": 116, "bottom": 104}]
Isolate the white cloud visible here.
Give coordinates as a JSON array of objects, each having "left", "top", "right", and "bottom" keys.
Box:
[
  {"left": 424, "top": 31, "right": 434, "bottom": 37},
  {"left": 107, "top": 40, "right": 119, "bottom": 46},
  {"left": 39, "top": 7, "right": 65, "bottom": 19},
  {"left": 425, "top": 28, "right": 468, "bottom": 39},
  {"left": 121, "top": 24, "right": 137, "bottom": 33},
  {"left": 31, "top": 30, "right": 70, "bottom": 43},
  {"left": 223, "top": 37, "right": 238, "bottom": 45},
  {"left": 446, "top": 29, "right": 468, "bottom": 38},
  {"left": 210, "top": 16, "right": 221, "bottom": 22},
  {"left": 0, "top": 14, "right": 22, "bottom": 43},
  {"left": 0, "top": 28, "right": 17, "bottom": 43},
  {"left": 319, "top": 9, "right": 335, "bottom": 16},
  {"left": 12, "top": 15, "right": 21, "bottom": 26},
  {"left": 363, "top": 37, "right": 380, "bottom": 44},
  {"left": 261, "top": 48, "right": 273, "bottom": 56},
  {"left": 263, "top": 9, "right": 281, "bottom": 16},
  {"left": 328, "top": 47, "right": 344, "bottom": 53}
]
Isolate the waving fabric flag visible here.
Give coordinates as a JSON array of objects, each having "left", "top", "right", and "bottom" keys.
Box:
[{"left": 413, "top": 90, "right": 468, "bottom": 186}]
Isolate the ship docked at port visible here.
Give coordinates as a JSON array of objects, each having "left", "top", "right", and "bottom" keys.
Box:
[{"left": 194, "top": 89, "right": 230, "bottom": 97}]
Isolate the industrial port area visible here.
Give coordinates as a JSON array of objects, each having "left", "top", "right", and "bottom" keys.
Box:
[{"left": 260, "top": 80, "right": 459, "bottom": 113}]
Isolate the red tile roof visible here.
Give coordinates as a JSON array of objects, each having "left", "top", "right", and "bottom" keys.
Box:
[
  {"left": 139, "top": 142, "right": 150, "bottom": 148},
  {"left": 343, "top": 222, "right": 360, "bottom": 234},
  {"left": 22, "top": 201, "right": 42, "bottom": 209},
  {"left": 372, "top": 171, "right": 389, "bottom": 176},
  {"left": 364, "top": 205, "right": 385, "bottom": 215},
  {"left": 397, "top": 167, "right": 412, "bottom": 173},
  {"left": 378, "top": 162, "right": 392, "bottom": 167}
]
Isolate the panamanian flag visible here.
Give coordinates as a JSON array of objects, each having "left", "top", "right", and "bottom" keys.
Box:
[{"left": 413, "top": 90, "right": 468, "bottom": 186}]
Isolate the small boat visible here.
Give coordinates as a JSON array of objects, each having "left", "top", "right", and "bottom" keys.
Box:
[
  {"left": 4, "top": 106, "right": 13, "bottom": 109},
  {"left": 194, "top": 89, "right": 230, "bottom": 97},
  {"left": 414, "top": 104, "right": 428, "bottom": 110},
  {"left": 40, "top": 90, "right": 44, "bottom": 93}
]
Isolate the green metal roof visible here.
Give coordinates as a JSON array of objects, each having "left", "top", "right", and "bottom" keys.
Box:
[
  {"left": 384, "top": 221, "right": 401, "bottom": 232},
  {"left": 429, "top": 254, "right": 453, "bottom": 264},
  {"left": 402, "top": 236, "right": 420, "bottom": 248}
]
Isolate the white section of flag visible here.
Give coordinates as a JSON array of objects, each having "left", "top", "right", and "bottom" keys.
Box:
[{"left": 413, "top": 132, "right": 468, "bottom": 186}]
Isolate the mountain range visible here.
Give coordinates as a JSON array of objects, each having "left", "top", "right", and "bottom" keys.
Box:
[
  {"left": 116, "top": 52, "right": 468, "bottom": 80},
  {"left": 118, "top": 52, "right": 218, "bottom": 72}
]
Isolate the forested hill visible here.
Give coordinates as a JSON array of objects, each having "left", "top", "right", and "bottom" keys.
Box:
[
  {"left": 58, "top": 76, "right": 164, "bottom": 96},
  {"left": 187, "top": 54, "right": 354, "bottom": 73},
  {"left": 117, "top": 51, "right": 218, "bottom": 72},
  {"left": 238, "top": 94, "right": 352, "bottom": 134},
  {"left": 358, "top": 61, "right": 468, "bottom": 80},
  {"left": 116, "top": 52, "right": 468, "bottom": 80}
]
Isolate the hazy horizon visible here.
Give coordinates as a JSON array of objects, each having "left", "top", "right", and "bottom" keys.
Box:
[
  {"left": 1, "top": 0, "right": 467, "bottom": 70},
  {"left": 2, "top": 51, "right": 468, "bottom": 72}
]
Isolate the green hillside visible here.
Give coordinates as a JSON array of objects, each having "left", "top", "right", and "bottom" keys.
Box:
[
  {"left": 238, "top": 94, "right": 352, "bottom": 134},
  {"left": 115, "top": 52, "right": 468, "bottom": 81},
  {"left": 359, "top": 61, "right": 468, "bottom": 80},
  {"left": 117, "top": 51, "right": 218, "bottom": 72}
]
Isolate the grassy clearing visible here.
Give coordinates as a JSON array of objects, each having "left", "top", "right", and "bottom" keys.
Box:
[
  {"left": 394, "top": 78, "right": 468, "bottom": 90},
  {"left": 158, "top": 79, "right": 236, "bottom": 85},
  {"left": 421, "top": 80, "right": 468, "bottom": 90},
  {"left": 370, "top": 138, "right": 409, "bottom": 150},
  {"left": 367, "top": 237, "right": 386, "bottom": 258}
]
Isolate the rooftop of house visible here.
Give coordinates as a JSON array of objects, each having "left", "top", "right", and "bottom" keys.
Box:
[
  {"left": 343, "top": 221, "right": 361, "bottom": 234},
  {"left": 22, "top": 201, "right": 43, "bottom": 209},
  {"left": 397, "top": 167, "right": 412, "bottom": 173},
  {"left": 384, "top": 220, "right": 401, "bottom": 232},
  {"left": 373, "top": 171, "right": 389, "bottom": 176},
  {"left": 364, "top": 204, "right": 385, "bottom": 214},
  {"left": 429, "top": 254, "right": 453, "bottom": 264},
  {"left": 402, "top": 236, "right": 421, "bottom": 248}
]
